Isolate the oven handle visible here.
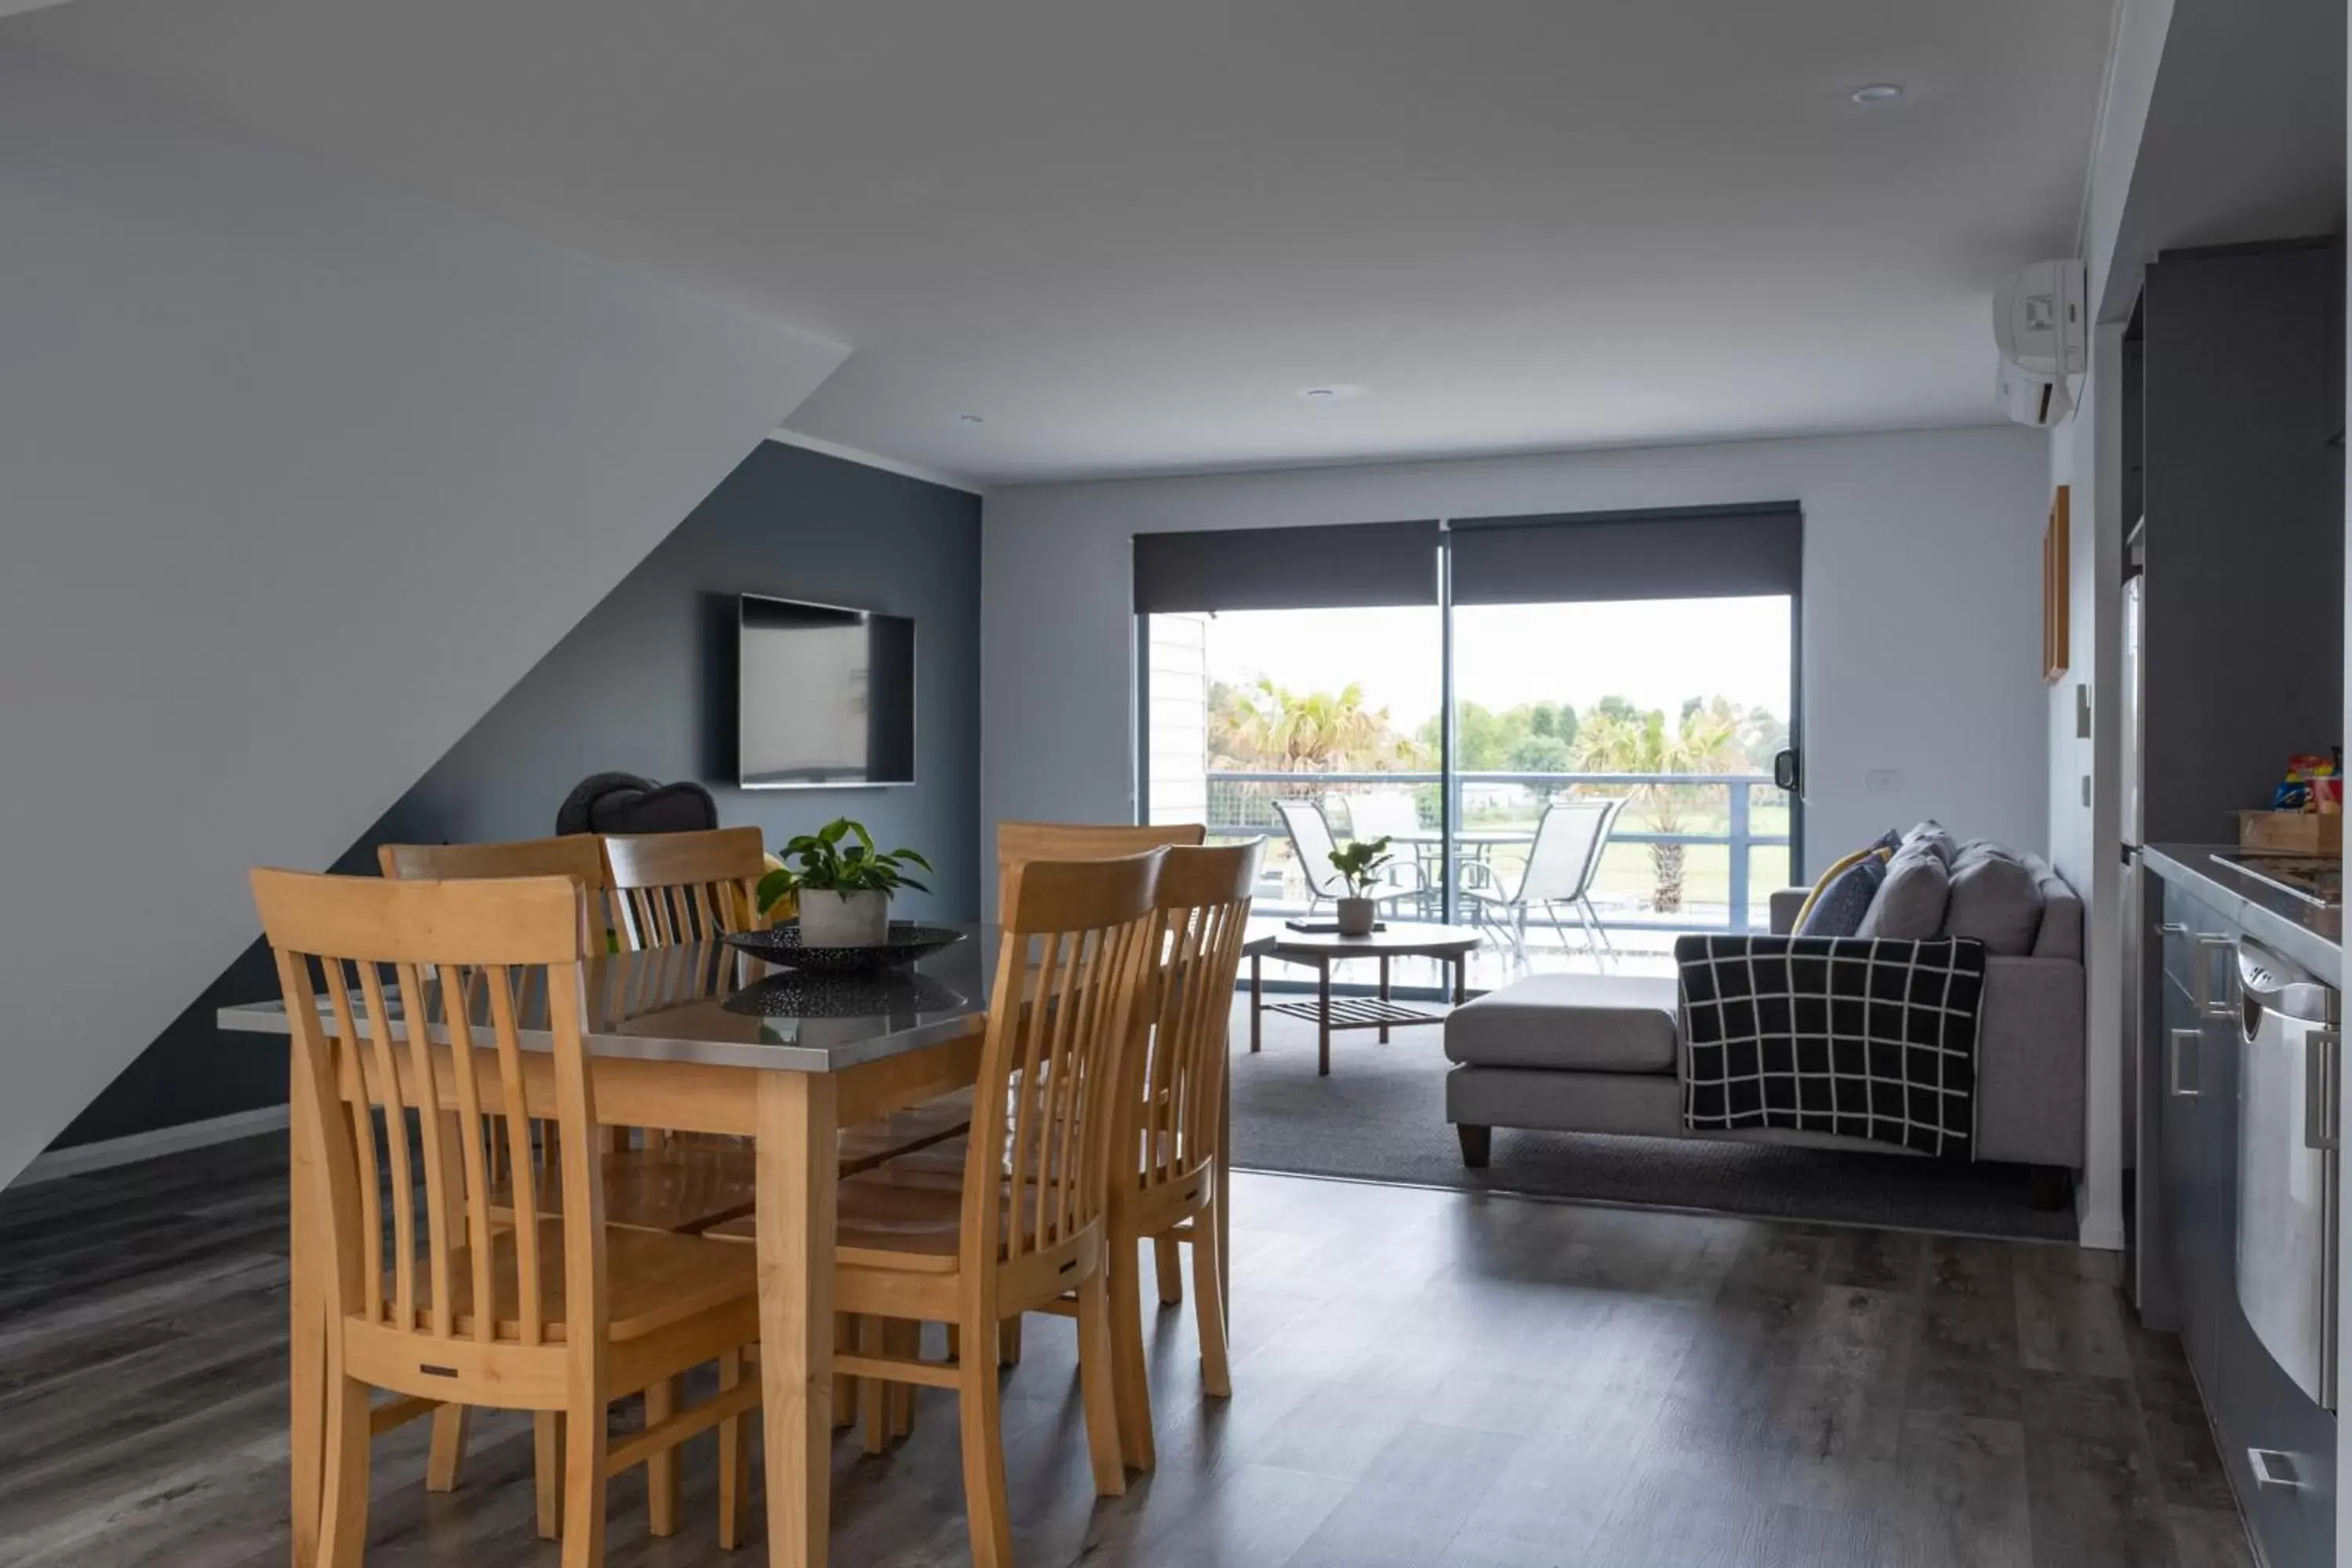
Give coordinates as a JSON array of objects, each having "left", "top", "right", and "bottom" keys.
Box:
[{"left": 2308, "top": 1029, "right": 2341, "bottom": 1152}]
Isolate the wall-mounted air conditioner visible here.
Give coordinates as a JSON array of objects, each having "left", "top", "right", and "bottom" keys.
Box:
[{"left": 1994, "top": 259, "right": 2087, "bottom": 428}]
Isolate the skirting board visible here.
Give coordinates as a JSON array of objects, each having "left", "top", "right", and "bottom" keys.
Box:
[{"left": 10, "top": 1104, "right": 289, "bottom": 1188}]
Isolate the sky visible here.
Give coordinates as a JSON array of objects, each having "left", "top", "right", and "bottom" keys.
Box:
[{"left": 1179, "top": 595, "right": 1794, "bottom": 728}]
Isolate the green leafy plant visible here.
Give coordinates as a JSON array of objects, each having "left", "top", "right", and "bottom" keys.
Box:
[
  {"left": 756, "top": 818, "right": 932, "bottom": 916},
  {"left": 1327, "top": 836, "right": 1395, "bottom": 898}
]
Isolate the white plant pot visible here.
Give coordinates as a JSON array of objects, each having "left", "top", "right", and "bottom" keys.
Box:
[
  {"left": 1335, "top": 896, "right": 1377, "bottom": 937},
  {"left": 797, "top": 888, "right": 891, "bottom": 948}
]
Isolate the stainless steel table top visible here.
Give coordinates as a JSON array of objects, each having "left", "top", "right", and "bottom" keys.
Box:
[{"left": 217, "top": 926, "right": 995, "bottom": 1073}]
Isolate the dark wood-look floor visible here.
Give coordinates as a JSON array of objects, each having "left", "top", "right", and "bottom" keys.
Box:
[{"left": 0, "top": 1134, "right": 2252, "bottom": 1568}]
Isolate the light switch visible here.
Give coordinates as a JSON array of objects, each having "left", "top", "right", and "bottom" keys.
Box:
[
  {"left": 2076, "top": 684, "right": 2092, "bottom": 740},
  {"left": 2082, "top": 775, "right": 2092, "bottom": 807},
  {"left": 1866, "top": 769, "right": 1904, "bottom": 795}
]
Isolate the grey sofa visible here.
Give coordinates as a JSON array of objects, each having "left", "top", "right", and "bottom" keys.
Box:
[{"left": 1443, "top": 833, "right": 2086, "bottom": 1174}]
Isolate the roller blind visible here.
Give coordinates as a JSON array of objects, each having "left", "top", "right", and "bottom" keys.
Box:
[
  {"left": 1447, "top": 503, "right": 1802, "bottom": 606},
  {"left": 1132, "top": 520, "right": 1441, "bottom": 613}
]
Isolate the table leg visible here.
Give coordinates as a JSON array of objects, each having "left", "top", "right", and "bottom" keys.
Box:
[
  {"left": 1249, "top": 953, "right": 1261, "bottom": 1053},
  {"left": 1317, "top": 960, "right": 1332, "bottom": 1077},
  {"left": 289, "top": 1059, "right": 325, "bottom": 1568},
  {"left": 1378, "top": 955, "right": 1391, "bottom": 1044},
  {"left": 1454, "top": 953, "right": 1468, "bottom": 1006},
  {"left": 756, "top": 1072, "right": 838, "bottom": 1568}
]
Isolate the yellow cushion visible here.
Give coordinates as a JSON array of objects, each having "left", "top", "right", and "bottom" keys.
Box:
[{"left": 1792, "top": 845, "right": 1891, "bottom": 931}]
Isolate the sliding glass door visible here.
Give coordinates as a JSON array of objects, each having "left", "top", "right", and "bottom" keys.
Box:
[
  {"left": 1136, "top": 505, "right": 1802, "bottom": 993},
  {"left": 1145, "top": 604, "right": 1439, "bottom": 920},
  {"left": 1447, "top": 595, "right": 1794, "bottom": 981}
]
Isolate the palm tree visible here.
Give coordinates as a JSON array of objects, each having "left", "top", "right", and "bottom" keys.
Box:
[
  {"left": 1216, "top": 677, "right": 1414, "bottom": 772},
  {"left": 1569, "top": 702, "right": 1742, "bottom": 913}
]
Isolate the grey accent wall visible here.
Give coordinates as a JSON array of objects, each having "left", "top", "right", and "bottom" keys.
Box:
[{"left": 53, "top": 441, "right": 981, "bottom": 1149}]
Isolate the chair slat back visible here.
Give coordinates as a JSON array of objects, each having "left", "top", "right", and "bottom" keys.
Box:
[
  {"left": 1132, "top": 844, "right": 1260, "bottom": 1192},
  {"left": 602, "top": 826, "right": 766, "bottom": 951},
  {"left": 1273, "top": 799, "right": 1345, "bottom": 898},
  {"left": 379, "top": 834, "right": 612, "bottom": 958},
  {"left": 252, "top": 870, "right": 594, "bottom": 1350},
  {"left": 1517, "top": 797, "right": 1625, "bottom": 902},
  {"left": 995, "top": 823, "right": 1202, "bottom": 903},
  {"left": 964, "top": 852, "right": 1164, "bottom": 1268}
]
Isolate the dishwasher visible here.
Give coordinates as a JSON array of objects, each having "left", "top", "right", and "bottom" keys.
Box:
[{"left": 2238, "top": 938, "right": 2341, "bottom": 1414}]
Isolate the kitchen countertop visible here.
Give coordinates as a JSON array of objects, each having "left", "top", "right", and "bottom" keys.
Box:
[{"left": 2142, "top": 844, "right": 2343, "bottom": 978}]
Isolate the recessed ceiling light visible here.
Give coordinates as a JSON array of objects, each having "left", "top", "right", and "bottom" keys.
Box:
[
  {"left": 956, "top": 413, "right": 984, "bottom": 424},
  {"left": 1851, "top": 82, "right": 1904, "bottom": 104},
  {"left": 1296, "top": 384, "right": 1366, "bottom": 402}
]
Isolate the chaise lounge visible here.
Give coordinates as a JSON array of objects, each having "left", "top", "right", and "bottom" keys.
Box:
[{"left": 1443, "top": 825, "right": 2086, "bottom": 1187}]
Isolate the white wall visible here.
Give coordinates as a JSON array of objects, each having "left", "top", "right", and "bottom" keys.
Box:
[
  {"left": 981, "top": 425, "right": 2054, "bottom": 903},
  {"left": 2046, "top": 334, "right": 2127, "bottom": 1253},
  {"left": 0, "top": 49, "right": 847, "bottom": 1187}
]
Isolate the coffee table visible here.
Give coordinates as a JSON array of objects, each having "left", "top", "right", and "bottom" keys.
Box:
[{"left": 1243, "top": 922, "right": 1484, "bottom": 1076}]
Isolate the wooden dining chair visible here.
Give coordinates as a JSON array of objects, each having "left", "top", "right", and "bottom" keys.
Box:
[
  {"left": 601, "top": 826, "right": 768, "bottom": 950},
  {"left": 1098, "top": 840, "right": 1258, "bottom": 1468},
  {"left": 987, "top": 819, "right": 1205, "bottom": 1360},
  {"left": 880, "top": 841, "right": 1258, "bottom": 1468},
  {"left": 603, "top": 822, "right": 975, "bottom": 1451},
  {"left": 379, "top": 838, "right": 752, "bottom": 1227},
  {"left": 708, "top": 849, "right": 1167, "bottom": 1566},
  {"left": 377, "top": 836, "right": 625, "bottom": 1497},
  {"left": 250, "top": 869, "right": 764, "bottom": 1567}
]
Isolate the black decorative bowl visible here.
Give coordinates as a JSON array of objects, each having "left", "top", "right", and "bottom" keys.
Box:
[
  {"left": 724, "top": 922, "right": 966, "bottom": 975},
  {"left": 722, "top": 970, "right": 967, "bottom": 1019}
]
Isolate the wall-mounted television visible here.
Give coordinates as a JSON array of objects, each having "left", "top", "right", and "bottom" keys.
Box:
[{"left": 738, "top": 594, "right": 916, "bottom": 788}]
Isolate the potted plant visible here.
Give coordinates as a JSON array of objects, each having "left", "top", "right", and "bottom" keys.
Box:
[
  {"left": 1327, "top": 836, "right": 1393, "bottom": 936},
  {"left": 756, "top": 818, "right": 932, "bottom": 948}
]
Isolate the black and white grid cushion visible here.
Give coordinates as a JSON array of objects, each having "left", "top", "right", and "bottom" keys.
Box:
[{"left": 1675, "top": 935, "right": 1987, "bottom": 1158}]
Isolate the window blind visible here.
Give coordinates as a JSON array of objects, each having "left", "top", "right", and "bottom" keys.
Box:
[
  {"left": 1446, "top": 503, "right": 1802, "bottom": 606},
  {"left": 1132, "top": 520, "right": 1441, "bottom": 613}
]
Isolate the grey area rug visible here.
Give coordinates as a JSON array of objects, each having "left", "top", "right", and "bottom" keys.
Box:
[{"left": 1226, "top": 996, "right": 2076, "bottom": 1243}]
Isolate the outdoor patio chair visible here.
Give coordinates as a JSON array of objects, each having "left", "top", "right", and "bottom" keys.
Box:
[
  {"left": 1327, "top": 789, "right": 1423, "bottom": 840},
  {"left": 1457, "top": 797, "right": 1627, "bottom": 967},
  {"left": 1273, "top": 797, "right": 1421, "bottom": 918},
  {"left": 1327, "top": 790, "right": 1433, "bottom": 913}
]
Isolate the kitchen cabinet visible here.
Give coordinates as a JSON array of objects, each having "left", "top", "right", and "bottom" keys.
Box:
[
  {"left": 2151, "top": 869, "right": 2337, "bottom": 1566},
  {"left": 2158, "top": 877, "right": 2234, "bottom": 1375},
  {"left": 2140, "top": 241, "right": 2345, "bottom": 847}
]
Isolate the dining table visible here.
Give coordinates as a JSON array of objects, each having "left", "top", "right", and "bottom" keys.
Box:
[{"left": 218, "top": 924, "right": 1109, "bottom": 1568}]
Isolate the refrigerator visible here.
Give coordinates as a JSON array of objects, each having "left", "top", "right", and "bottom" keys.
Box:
[{"left": 2122, "top": 560, "right": 2153, "bottom": 1311}]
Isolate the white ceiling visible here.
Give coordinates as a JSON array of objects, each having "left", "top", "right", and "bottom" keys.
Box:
[{"left": 6, "top": 0, "right": 2118, "bottom": 485}]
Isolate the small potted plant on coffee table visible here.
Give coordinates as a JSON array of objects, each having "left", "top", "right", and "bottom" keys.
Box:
[
  {"left": 1327, "top": 836, "right": 1394, "bottom": 937},
  {"left": 757, "top": 818, "right": 932, "bottom": 948}
]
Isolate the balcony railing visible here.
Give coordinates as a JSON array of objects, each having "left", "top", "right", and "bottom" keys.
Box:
[{"left": 1179, "top": 768, "right": 1791, "bottom": 936}]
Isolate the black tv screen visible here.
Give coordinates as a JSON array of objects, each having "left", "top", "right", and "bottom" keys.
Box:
[{"left": 738, "top": 594, "right": 916, "bottom": 788}]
